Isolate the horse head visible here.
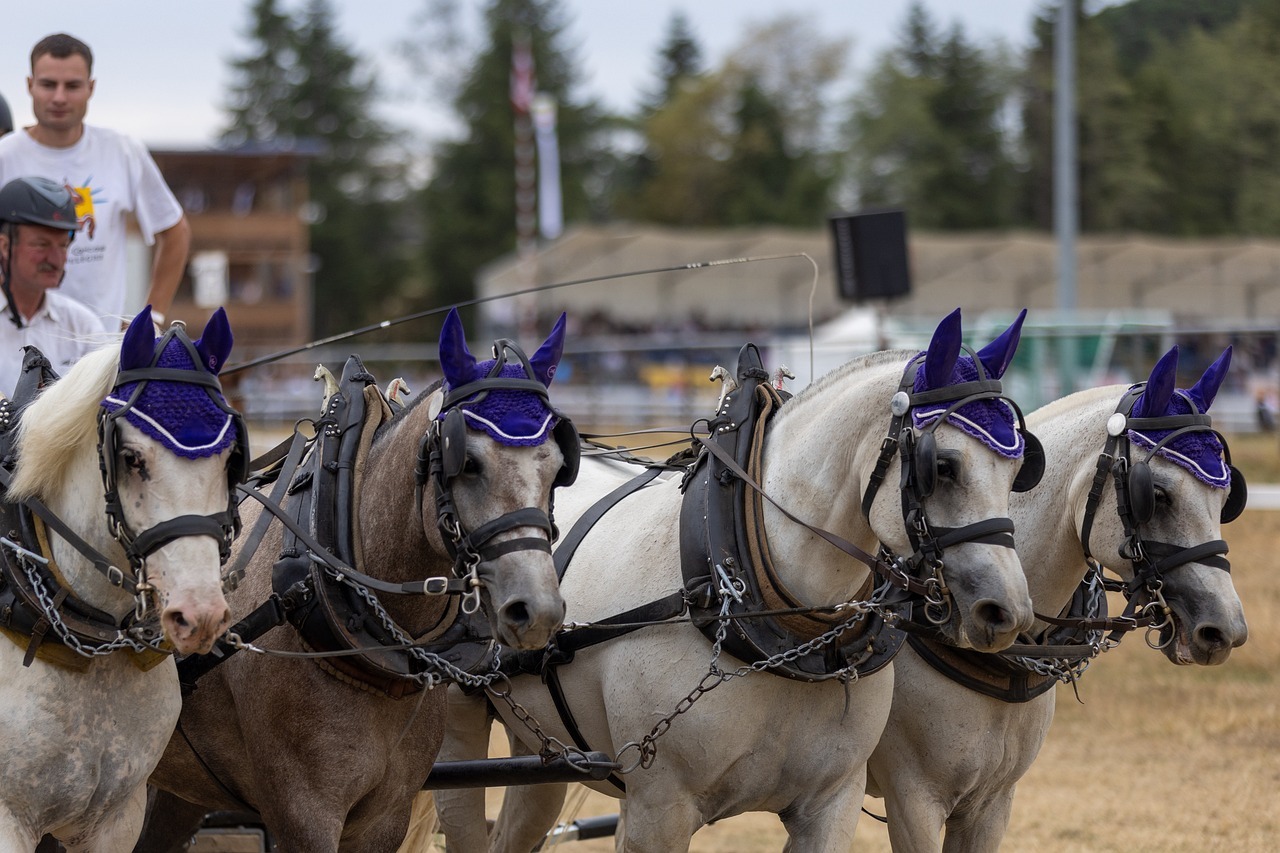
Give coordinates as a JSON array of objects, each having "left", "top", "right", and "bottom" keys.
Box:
[
  {"left": 1082, "top": 345, "right": 1248, "bottom": 665},
  {"left": 425, "top": 308, "right": 571, "bottom": 649},
  {"left": 102, "top": 307, "right": 242, "bottom": 654},
  {"left": 864, "top": 308, "right": 1037, "bottom": 651}
]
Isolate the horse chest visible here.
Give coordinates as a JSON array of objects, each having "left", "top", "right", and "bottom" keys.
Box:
[{"left": 0, "top": 646, "right": 179, "bottom": 829}]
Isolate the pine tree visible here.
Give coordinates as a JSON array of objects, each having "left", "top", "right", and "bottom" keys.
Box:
[{"left": 222, "top": 0, "right": 416, "bottom": 336}]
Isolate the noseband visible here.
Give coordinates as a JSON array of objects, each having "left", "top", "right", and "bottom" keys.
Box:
[
  {"left": 860, "top": 348, "right": 1042, "bottom": 624},
  {"left": 414, "top": 338, "right": 579, "bottom": 613},
  {"left": 1079, "top": 385, "right": 1245, "bottom": 632}
]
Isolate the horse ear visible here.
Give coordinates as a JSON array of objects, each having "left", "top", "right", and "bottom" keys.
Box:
[
  {"left": 120, "top": 306, "right": 158, "bottom": 371},
  {"left": 975, "top": 309, "right": 1026, "bottom": 380},
  {"left": 922, "top": 308, "right": 963, "bottom": 390},
  {"left": 1186, "top": 346, "right": 1232, "bottom": 413},
  {"left": 529, "top": 312, "right": 567, "bottom": 387},
  {"left": 439, "top": 307, "right": 477, "bottom": 387},
  {"left": 1133, "top": 346, "right": 1179, "bottom": 418},
  {"left": 194, "top": 307, "right": 234, "bottom": 375}
]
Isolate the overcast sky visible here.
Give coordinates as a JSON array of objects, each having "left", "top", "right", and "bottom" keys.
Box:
[{"left": 0, "top": 1, "right": 1058, "bottom": 148}]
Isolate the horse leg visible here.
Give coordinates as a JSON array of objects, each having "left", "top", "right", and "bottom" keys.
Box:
[
  {"left": 56, "top": 785, "right": 148, "bottom": 853},
  {"left": 877, "top": 783, "right": 946, "bottom": 853},
  {"left": 940, "top": 794, "right": 1013, "bottom": 853},
  {"left": 0, "top": 809, "right": 38, "bottom": 853},
  {"left": 435, "top": 687, "right": 498, "bottom": 852},
  {"left": 609, "top": 792, "right": 700, "bottom": 853},
  {"left": 132, "top": 787, "right": 210, "bottom": 853},
  {"left": 487, "top": 781, "right": 567, "bottom": 853},
  {"left": 777, "top": 776, "right": 866, "bottom": 853}
]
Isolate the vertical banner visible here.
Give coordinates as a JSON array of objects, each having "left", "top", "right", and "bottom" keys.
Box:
[
  {"left": 532, "top": 93, "right": 563, "bottom": 241},
  {"left": 511, "top": 32, "right": 537, "bottom": 262}
]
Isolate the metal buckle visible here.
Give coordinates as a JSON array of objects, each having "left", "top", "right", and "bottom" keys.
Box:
[
  {"left": 106, "top": 565, "right": 126, "bottom": 587},
  {"left": 425, "top": 576, "right": 451, "bottom": 595}
]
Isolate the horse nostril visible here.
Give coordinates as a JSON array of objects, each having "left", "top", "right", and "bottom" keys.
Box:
[
  {"left": 1195, "top": 623, "right": 1227, "bottom": 651},
  {"left": 972, "top": 599, "right": 1012, "bottom": 632},
  {"left": 501, "top": 600, "right": 532, "bottom": 628},
  {"left": 167, "top": 610, "right": 190, "bottom": 630}
]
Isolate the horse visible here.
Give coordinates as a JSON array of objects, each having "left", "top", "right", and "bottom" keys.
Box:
[
  {"left": 434, "top": 308, "right": 1041, "bottom": 853},
  {"left": 140, "top": 308, "right": 576, "bottom": 852},
  {"left": 865, "top": 344, "right": 1250, "bottom": 852},
  {"left": 0, "top": 308, "right": 242, "bottom": 852}
]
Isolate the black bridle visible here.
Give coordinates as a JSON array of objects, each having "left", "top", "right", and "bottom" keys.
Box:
[
  {"left": 96, "top": 324, "right": 247, "bottom": 611},
  {"left": 860, "top": 347, "right": 1043, "bottom": 624},
  {"left": 1078, "top": 384, "right": 1245, "bottom": 633},
  {"left": 413, "top": 338, "right": 579, "bottom": 612}
]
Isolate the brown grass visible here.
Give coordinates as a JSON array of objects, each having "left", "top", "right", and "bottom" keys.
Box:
[{"left": 453, "top": 509, "right": 1280, "bottom": 852}]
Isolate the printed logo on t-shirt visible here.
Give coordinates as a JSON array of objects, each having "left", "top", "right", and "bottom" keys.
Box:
[{"left": 66, "top": 180, "right": 99, "bottom": 239}]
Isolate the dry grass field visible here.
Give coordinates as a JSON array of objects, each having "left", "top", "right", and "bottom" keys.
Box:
[{"left": 436, "top": 506, "right": 1278, "bottom": 853}]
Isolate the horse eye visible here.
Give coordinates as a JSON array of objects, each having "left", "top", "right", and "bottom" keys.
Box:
[
  {"left": 937, "top": 458, "right": 957, "bottom": 481},
  {"left": 461, "top": 456, "right": 481, "bottom": 476},
  {"left": 1154, "top": 486, "right": 1170, "bottom": 507}
]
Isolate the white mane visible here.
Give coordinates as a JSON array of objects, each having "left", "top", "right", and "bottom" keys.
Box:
[{"left": 8, "top": 345, "right": 120, "bottom": 501}]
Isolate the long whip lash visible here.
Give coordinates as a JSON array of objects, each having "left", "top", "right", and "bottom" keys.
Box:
[{"left": 224, "top": 253, "right": 818, "bottom": 375}]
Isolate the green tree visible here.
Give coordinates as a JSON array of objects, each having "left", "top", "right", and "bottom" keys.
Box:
[
  {"left": 624, "top": 14, "right": 847, "bottom": 227},
  {"left": 848, "top": 2, "right": 1021, "bottom": 229},
  {"left": 223, "top": 0, "right": 417, "bottom": 336},
  {"left": 417, "top": 0, "right": 606, "bottom": 310}
]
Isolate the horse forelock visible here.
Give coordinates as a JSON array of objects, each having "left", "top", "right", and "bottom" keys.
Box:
[{"left": 8, "top": 346, "right": 119, "bottom": 501}]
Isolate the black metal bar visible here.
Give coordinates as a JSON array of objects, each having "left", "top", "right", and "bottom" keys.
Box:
[
  {"left": 535, "top": 814, "right": 621, "bottom": 849},
  {"left": 424, "top": 753, "right": 619, "bottom": 790}
]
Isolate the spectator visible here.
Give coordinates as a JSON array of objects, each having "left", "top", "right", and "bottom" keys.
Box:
[
  {"left": 0, "top": 91, "right": 12, "bottom": 137},
  {"left": 0, "top": 176, "right": 102, "bottom": 396},
  {"left": 0, "top": 33, "right": 190, "bottom": 333}
]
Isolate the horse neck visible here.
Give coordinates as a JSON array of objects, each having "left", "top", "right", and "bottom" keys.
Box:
[
  {"left": 356, "top": 400, "right": 450, "bottom": 634},
  {"left": 1015, "top": 387, "right": 1117, "bottom": 616},
  {"left": 43, "top": 441, "right": 137, "bottom": 620},
  {"left": 753, "top": 360, "right": 900, "bottom": 607}
]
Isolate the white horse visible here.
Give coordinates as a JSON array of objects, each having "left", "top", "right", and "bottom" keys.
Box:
[
  {"left": 0, "top": 309, "right": 239, "bottom": 851},
  {"left": 435, "top": 308, "right": 1039, "bottom": 852},
  {"left": 865, "top": 344, "right": 1250, "bottom": 852}
]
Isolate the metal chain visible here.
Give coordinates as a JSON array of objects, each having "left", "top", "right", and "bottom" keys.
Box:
[
  {"left": 1009, "top": 565, "right": 1109, "bottom": 683},
  {"left": 6, "top": 543, "right": 164, "bottom": 658}
]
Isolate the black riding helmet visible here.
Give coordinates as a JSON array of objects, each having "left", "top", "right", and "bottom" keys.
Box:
[
  {"left": 0, "top": 91, "right": 12, "bottom": 136},
  {"left": 0, "top": 176, "right": 81, "bottom": 329}
]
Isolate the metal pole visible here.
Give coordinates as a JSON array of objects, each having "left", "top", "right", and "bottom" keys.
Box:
[{"left": 1054, "top": 0, "right": 1079, "bottom": 394}]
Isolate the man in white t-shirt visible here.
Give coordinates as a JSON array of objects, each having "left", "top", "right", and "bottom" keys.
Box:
[
  {"left": 0, "top": 176, "right": 104, "bottom": 396},
  {"left": 0, "top": 33, "right": 190, "bottom": 333}
]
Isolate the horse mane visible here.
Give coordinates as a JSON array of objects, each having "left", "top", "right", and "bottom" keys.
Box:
[
  {"left": 8, "top": 345, "right": 120, "bottom": 501},
  {"left": 374, "top": 377, "right": 445, "bottom": 444},
  {"left": 781, "top": 349, "right": 912, "bottom": 415}
]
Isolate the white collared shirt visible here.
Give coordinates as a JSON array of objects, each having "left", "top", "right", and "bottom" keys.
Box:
[{"left": 0, "top": 290, "right": 111, "bottom": 397}]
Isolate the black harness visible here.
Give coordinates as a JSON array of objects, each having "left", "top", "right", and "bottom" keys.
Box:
[
  {"left": 0, "top": 336, "right": 245, "bottom": 667},
  {"left": 178, "top": 344, "right": 580, "bottom": 699},
  {"left": 859, "top": 347, "right": 1042, "bottom": 630},
  {"left": 906, "top": 382, "right": 1247, "bottom": 703}
]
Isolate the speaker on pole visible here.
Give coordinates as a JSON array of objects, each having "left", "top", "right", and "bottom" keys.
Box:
[{"left": 829, "top": 209, "right": 911, "bottom": 302}]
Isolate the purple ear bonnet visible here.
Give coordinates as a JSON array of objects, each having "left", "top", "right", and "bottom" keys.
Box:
[
  {"left": 437, "top": 308, "right": 564, "bottom": 447},
  {"left": 446, "top": 362, "right": 558, "bottom": 447},
  {"left": 101, "top": 336, "right": 237, "bottom": 459},
  {"left": 912, "top": 357, "right": 1024, "bottom": 458},
  {"left": 1128, "top": 348, "right": 1232, "bottom": 489},
  {"left": 909, "top": 309, "right": 1026, "bottom": 459}
]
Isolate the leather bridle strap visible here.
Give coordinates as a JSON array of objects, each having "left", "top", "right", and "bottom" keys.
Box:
[
  {"left": 0, "top": 466, "right": 137, "bottom": 595},
  {"left": 235, "top": 483, "right": 469, "bottom": 596},
  {"left": 693, "top": 434, "right": 933, "bottom": 597}
]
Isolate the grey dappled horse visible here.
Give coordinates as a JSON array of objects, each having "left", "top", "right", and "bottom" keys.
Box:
[{"left": 140, "top": 310, "right": 574, "bottom": 851}]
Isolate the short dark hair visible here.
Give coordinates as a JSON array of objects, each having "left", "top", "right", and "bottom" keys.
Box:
[{"left": 30, "top": 34, "right": 93, "bottom": 75}]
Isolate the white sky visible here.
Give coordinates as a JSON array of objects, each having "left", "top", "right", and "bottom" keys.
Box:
[{"left": 0, "top": 1, "right": 1056, "bottom": 149}]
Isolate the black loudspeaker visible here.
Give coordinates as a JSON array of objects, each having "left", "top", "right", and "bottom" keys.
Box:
[{"left": 829, "top": 209, "right": 911, "bottom": 302}]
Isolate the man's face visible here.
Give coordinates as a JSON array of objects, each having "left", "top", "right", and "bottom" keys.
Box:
[
  {"left": 27, "top": 53, "right": 94, "bottom": 134},
  {"left": 3, "top": 225, "right": 72, "bottom": 291}
]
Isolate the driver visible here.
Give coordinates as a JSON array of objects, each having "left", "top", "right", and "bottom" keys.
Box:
[{"left": 0, "top": 175, "right": 102, "bottom": 396}]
